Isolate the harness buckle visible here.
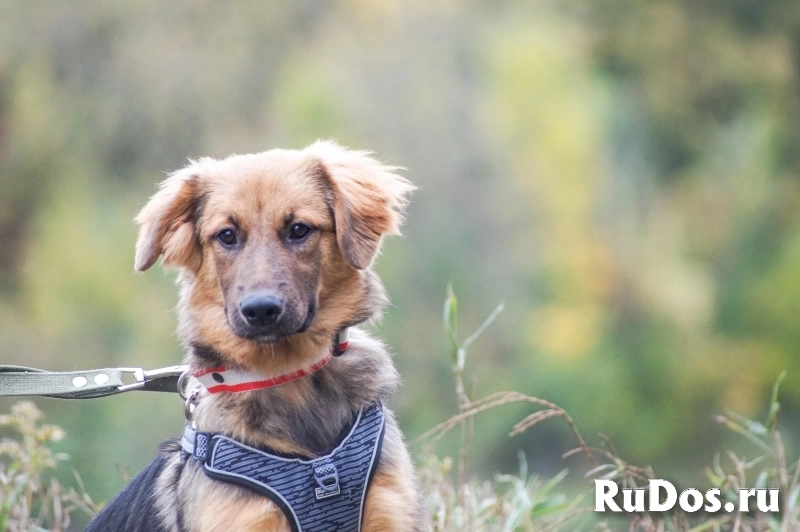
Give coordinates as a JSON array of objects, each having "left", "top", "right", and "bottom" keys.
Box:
[{"left": 313, "top": 459, "right": 341, "bottom": 500}]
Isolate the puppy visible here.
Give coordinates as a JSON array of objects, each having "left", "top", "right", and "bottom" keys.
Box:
[{"left": 87, "top": 141, "right": 428, "bottom": 531}]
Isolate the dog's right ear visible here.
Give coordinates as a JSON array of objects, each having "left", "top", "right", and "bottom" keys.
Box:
[{"left": 134, "top": 167, "right": 203, "bottom": 272}]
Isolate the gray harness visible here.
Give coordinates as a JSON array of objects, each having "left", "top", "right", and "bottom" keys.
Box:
[{"left": 181, "top": 403, "right": 385, "bottom": 532}]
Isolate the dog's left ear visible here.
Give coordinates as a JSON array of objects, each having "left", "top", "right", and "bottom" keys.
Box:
[
  {"left": 309, "top": 141, "right": 415, "bottom": 270},
  {"left": 134, "top": 165, "right": 203, "bottom": 272}
]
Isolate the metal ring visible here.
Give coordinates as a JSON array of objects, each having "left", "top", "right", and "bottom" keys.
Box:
[
  {"left": 177, "top": 369, "right": 192, "bottom": 400},
  {"left": 184, "top": 388, "right": 200, "bottom": 421}
]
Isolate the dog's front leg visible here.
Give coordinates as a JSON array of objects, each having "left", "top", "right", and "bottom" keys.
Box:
[
  {"left": 195, "top": 499, "right": 290, "bottom": 532},
  {"left": 362, "top": 468, "right": 426, "bottom": 531},
  {"left": 361, "top": 415, "right": 430, "bottom": 532},
  {"left": 174, "top": 463, "right": 292, "bottom": 532}
]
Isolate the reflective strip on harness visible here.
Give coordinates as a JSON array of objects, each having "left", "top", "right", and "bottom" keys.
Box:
[{"left": 182, "top": 404, "right": 385, "bottom": 532}]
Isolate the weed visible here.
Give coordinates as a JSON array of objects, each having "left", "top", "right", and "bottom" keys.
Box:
[
  {"left": 0, "top": 401, "right": 98, "bottom": 531},
  {"left": 417, "top": 288, "right": 800, "bottom": 531}
]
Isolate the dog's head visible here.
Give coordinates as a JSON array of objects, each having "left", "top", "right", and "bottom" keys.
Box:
[{"left": 134, "top": 141, "right": 413, "bottom": 368}]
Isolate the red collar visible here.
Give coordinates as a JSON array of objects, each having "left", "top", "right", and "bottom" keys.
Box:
[{"left": 193, "top": 328, "right": 350, "bottom": 394}]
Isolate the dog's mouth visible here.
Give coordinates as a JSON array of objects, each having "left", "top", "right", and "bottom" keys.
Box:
[
  {"left": 244, "top": 331, "right": 283, "bottom": 344},
  {"left": 297, "top": 301, "right": 316, "bottom": 333},
  {"left": 227, "top": 300, "right": 317, "bottom": 344}
]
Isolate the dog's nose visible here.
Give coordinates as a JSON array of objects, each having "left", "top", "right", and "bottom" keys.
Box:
[{"left": 240, "top": 293, "right": 284, "bottom": 326}]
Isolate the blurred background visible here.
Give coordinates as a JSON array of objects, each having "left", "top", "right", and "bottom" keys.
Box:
[{"left": 1, "top": 0, "right": 800, "bottom": 524}]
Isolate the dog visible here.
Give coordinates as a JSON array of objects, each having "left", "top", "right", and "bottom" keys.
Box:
[{"left": 86, "top": 141, "right": 428, "bottom": 531}]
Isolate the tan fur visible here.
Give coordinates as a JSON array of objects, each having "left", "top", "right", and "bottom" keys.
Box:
[
  {"left": 132, "top": 141, "right": 428, "bottom": 531},
  {"left": 361, "top": 414, "right": 422, "bottom": 532},
  {"left": 188, "top": 478, "right": 289, "bottom": 532},
  {"left": 362, "top": 471, "right": 420, "bottom": 532}
]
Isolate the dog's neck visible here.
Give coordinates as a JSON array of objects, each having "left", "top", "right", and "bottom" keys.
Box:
[
  {"left": 187, "top": 327, "right": 399, "bottom": 457},
  {"left": 176, "top": 268, "right": 395, "bottom": 456}
]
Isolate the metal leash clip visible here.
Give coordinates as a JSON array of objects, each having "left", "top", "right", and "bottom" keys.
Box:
[{"left": 117, "top": 365, "right": 188, "bottom": 392}]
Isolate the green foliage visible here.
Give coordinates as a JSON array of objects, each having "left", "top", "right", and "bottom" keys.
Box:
[
  {"left": 421, "top": 453, "right": 583, "bottom": 531},
  {"left": 422, "top": 290, "right": 800, "bottom": 530},
  {"left": 421, "top": 289, "right": 594, "bottom": 530},
  {"left": 703, "top": 370, "right": 800, "bottom": 531},
  {"left": 0, "top": 402, "right": 97, "bottom": 531}
]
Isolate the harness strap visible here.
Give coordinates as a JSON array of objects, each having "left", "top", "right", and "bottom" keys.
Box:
[
  {"left": 182, "top": 403, "right": 385, "bottom": 532},
  {"left": 0, "top": 365, "right": 187, "bottom": 399}
]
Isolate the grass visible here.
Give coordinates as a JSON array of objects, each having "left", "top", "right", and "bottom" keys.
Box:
[
  {"left": 0, "top": 401, "right": 98, "bottom": 531},
  {"left": 1, "top": 288, "right": 798, "bottom": 531},
  {"left": 414, "top": 288, "right": 800, "bottom": 531}
]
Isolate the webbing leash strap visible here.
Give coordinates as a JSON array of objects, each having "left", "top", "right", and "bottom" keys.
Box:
[{"left": 0, "top": 365, "right": 187, "bottom": 399}]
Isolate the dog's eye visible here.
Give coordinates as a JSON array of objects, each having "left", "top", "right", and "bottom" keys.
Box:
[
  {"left": 289, "top": 223, "right": 311, "bottom": 241},
  {"left": 216, "top": 229, "right": 238, "bottom": 247}
]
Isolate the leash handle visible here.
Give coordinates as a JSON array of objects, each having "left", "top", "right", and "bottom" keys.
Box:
[{"left": 0, "top": 365, "right": 188, "bottom": 399}]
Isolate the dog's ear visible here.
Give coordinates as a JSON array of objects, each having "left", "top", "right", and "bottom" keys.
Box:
[
  {"left": 134, "top": 166, "right": 203, "bottom": 272},
  {"left": 309, "top": 141, "right": 415, "bottom": 270}
]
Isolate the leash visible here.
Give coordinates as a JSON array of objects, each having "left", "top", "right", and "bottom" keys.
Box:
[
  {"left": 0, "top": 365, "right": 188, "bottom": 400},
  {"left": 0, "top": 329, "right": 350, "bottom": 401}
]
